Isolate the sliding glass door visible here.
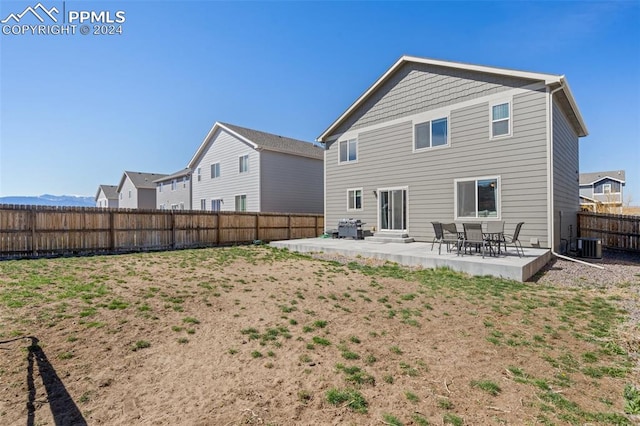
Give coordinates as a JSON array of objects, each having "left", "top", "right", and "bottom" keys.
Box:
[{"left": 379, "top": 189, "right": 406, "bottom": 231}]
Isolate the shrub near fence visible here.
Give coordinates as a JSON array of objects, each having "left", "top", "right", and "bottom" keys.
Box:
[
  {"left": 578, "top": 212, "right": 640, "bottom": 252},
  {"left": 0, "top": 204, "right": 324, "bottom": 259}
]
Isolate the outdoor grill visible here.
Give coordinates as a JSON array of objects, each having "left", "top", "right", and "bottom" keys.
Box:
[{"left": 337, "top": 218, "right": 364, "bottom": 239}]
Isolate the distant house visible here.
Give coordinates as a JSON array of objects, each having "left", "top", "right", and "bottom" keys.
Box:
[
  {"left": 317, "top": 55, "right": 588, "bottom": 250},
  {"left": 155, "top": 168, "right": 192, "bottom": 210},
  {"left": 117, "top": 171, "right": 168, "bottom": 209},
  {"left": 95, "top": 185, "right": 119, "bottom": 208},
  {"left": 579, "top": 170, "right": 626, "bottom": 213},
  {"left": 188, "top": 122, "right": 324, "bottom": 213}
]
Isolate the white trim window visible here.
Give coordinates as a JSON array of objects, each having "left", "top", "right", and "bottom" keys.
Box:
[
  {"left": 490, "top": 100, "right": 511, "bottom": 138},
  {"left": 414, "top": 117, "right": 448, "bottom": 150},
  {"left": 235, "top": 194, "right": 247, "bottom": 212},
  {"left": 602, "top": 183, "right": 612, "bottom": 194},
  {"left": 183, "top": 176, "right": 188, "bottom": 188},
  {"left": 239, "top": 155, "right": 249, "bottom": 173},
  {"left": 197, "top": 167, "right": 202, "bottom": 182},
  {"left": 211, "top": 162, "right": 220, "bottom": 179},
  {"left": 211, "top": 199, "right": 222, "bottom": 211},
  {"left": 339, "top": 138, "right": 357, "bottom": 163},
  {"left": 158, "top": 183, "right": 163, "bottom": 193},
  {"left": 347, "top": 188, "right": 363, "bottom": 211},
  {"left": 455, "top": 177, "right": 500, "bottom": 219},
  {"left": 171, "top": 179, "right": 177, "bottom": 191},
  {"left": 200, "top": 199, "right": 206, "bottom": 210}
]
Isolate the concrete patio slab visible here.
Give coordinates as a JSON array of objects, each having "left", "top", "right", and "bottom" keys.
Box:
[{"left": 270, "top": 238, "right": 551, "bottom": 282}]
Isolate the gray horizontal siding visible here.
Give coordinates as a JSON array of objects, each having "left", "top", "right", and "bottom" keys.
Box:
[
  {"left": 332, "top": 62, "right": 538, "bottom": 136},
  {"left": 191, "top": 129, "right": 260, "bottom": 211},
  {"left": 553, "top": 100, "right": 580, "bottom": 249},
  {"left": 260, "top": 151, "right": 324, "bottom": 214},
  {"left": 326, "top": 88, "right": 550, "bottom": 247}
]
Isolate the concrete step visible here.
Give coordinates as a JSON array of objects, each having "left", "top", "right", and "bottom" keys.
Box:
[{"left": 365, "top": 232, "right": 415, "bottom": 243}]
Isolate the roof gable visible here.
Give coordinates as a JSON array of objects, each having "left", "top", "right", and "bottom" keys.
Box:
[
  {"left": 188, "top": 122, "right": 323, "bottom": 168},
  {"left": 95, "top": 184, "right": 118, "bottom": 201},
  {"left": 117, "top": 171, "right": 168, "bottom": 192},
  {"left": 318, "top": 55, "right": 588, "bottom": 141},
  {"left": 579, "top": 170, "right": 626, "bottom": 185}
]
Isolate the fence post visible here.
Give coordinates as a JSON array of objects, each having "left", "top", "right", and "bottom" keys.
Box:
[
  {"left": 109, "top": 211, "right": 116, "bottom": 252},
  {"left": 315, "top": 215, "right": 318, "bottom": 237},
  {"left": 215, "top": 213, "right": 220, "bottom": 246},
  {"left": 171, "top": 211, "right": 176, "bottom": 250},
  {"left": 31, "top": 208, "right": 37, "bottom": 256},
  {"left": 288, "top": 215, "right": 292, "bottom": 240},
  {"left": 255, "top": 213, "right": 260, "bottom": 241}
]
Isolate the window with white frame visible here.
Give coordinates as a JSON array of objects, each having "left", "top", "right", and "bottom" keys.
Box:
[
  {"left": 171, "top": 179, "right": 177, "bottom": 191},
  {"left": 197, "top": 167, "right": 202, "bottom": 182},
  {"left": 347, "top": 189, "right": 362, "bottom": 210},
  {"left": 235, "top": 195, "right": 247, "bottom": 211},
  {"left": 159, "top": 183, "right": 163, "bottom": 193},
  {"left": 211, "top": 199, "right": 222, "bottom": 211},
  {"left": 128, "top": 190, "right": 131, "bottom": 199},
  {"left": 339, "top": 139, "right": 357, "bottom": 163},
  {"left": 183, "top": 176, "right": 188, "bottom": 188},
  {"left": 200, "top": 199, "right": 206, "bottom": 210},
  {"left": 239, "top": 155, "right": 249, "bottom": 173},
  {"left": 455, "top": 177, "right": 500, "bottom": 219},
  {"left": 211, "top": 163, "right": 220, "bottom": 179},
  {"left": 491, "top": 101, "right": 511, "bottom": 138},
  {"left": 602, "top": 183, "right": 612, "bottom": 194},
  {"left": 414, "top": 117, "right": 448, "bottom": 150}
]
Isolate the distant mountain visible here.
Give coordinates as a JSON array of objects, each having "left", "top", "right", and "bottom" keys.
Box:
[{"left": 0, "top": 194, "right": 94, "bottom": 207}]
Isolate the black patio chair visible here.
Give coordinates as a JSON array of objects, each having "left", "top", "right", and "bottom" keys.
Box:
[
  {"left": 504, "top": 222, "right": 525, "bottom": 257},
  {"left": 440, "top": 223, "right": 462, "bottom": 255}
]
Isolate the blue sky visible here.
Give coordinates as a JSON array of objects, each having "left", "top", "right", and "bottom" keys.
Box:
[{"left": 1, "top": 1, "right": 639, "bottom": 204}]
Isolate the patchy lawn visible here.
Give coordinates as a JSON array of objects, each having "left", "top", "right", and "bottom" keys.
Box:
[{"left": 0, "top": 246, "right": 637, "bottom": 425}]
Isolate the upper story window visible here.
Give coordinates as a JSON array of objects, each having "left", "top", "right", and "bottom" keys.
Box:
[
  {"left": 491, "top": 101, "right": 511, "bottom": 138},
  {"left": 455, "top": 177, "right": 500, "bottom": 219},
  {"left": 128, "top": 190, "right": 131, "bottom": 199},
  {"left": 197, "top": 167, "right": 202, "bottom": 182},
  {"left": 171, "top": 179, "right": 177, "bottom": 191},
  {"left": 183, "top": 176, "right": 188, "bottom": 188},
  {"left": 339, "top": 139, "right": 357, "bottom": 163},
  {"left": 239, "top": 155, "right": 249, "bottom": 173},
  {"left": 211, "top": 163, "right": 220, "bottom": 179},
  {"left": 158, "top": 183, "right": 163, "bottom": 193},
  {"left": 414, "top": 117, "right": 448, "bottom": 150},
  {"left": 603, "top": 183, "right": 612, "bottom": 194}
]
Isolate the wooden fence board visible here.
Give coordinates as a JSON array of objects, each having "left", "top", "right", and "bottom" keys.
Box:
[
  {"left": 578, "top": 212, "right": 640, "bottom": 252},
  {"left": 0, "top": 204, "right": 324, "bottom": 259}
]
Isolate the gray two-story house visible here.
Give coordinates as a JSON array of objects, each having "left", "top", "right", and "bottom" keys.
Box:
[
  {"left": 95, "top": 184, "right": 119, "bottom": 208},
  {"left": 155, "top": 168, "right": 192, "bottom": 210},
  {"left": 189, "top": 122, "right": 324, "bottom": 213},
  {"left": 117, "top": 171, "right": 167, "bottom": 209},
  {"left": 318, "top": 56, "right": 588, "bottom": 251},
  {"left": 579, "top": 170, "right": 625, "bottom": 213}
]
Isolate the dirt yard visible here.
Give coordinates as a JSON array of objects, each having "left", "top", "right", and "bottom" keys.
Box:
[{"left": 0, "top": 246, "right": 638, "bottom": 425}]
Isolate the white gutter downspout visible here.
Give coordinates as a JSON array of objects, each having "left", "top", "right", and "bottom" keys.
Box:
[{"left": 548, "top": 83, "right": 604, "bottom": 269}]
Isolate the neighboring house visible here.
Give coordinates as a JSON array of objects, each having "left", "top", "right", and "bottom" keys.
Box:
[
  {"left": 95, "top": 184, "right": 119, "bottom": 208},
  {"left": 188, "top": 122, "right": 324, "bottom": 213},
  {"left": 117, "top": 171, "right": 168, "bottom": 209},
  {"left": 155, "top": 168, "right": 192, "bottom": 210},
  {"left": 317, "top": 55, "right": 588, "bottom": 251},
  {"left": 579, "top": 170, "right": 626, "bottom": 213}
]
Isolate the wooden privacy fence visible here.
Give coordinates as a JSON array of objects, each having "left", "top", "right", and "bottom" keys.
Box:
[
  {"left": 0, "top": 204, "right": 324, "bottom": 259},
  {"left": 578, "top": 212, "right": 640, "bottom": 252}
]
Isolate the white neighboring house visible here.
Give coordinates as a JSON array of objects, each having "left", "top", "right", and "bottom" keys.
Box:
[
  {"left": 188, "top": 122, "right": 324, "bottom": 213},
  {"left": 95, "top": 184, "right": 119, "bottom": 208},
  {"left": 117, "top": 171, "right": 168, "bottom": 209},
  {"left": 155, "top": 168, "right": 192, "bottom": 210}
]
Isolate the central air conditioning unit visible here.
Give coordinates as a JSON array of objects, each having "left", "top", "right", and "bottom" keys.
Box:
[{"left": 577, "top": 238, "right": 602, "bottom": 259}]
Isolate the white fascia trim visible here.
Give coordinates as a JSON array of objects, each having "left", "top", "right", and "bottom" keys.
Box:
[
  {"left": 558, "top": 78, "right": 588, "bottom": 137},
  {"left": 317, "top": 55, "right": 562, "bottom": 142},
  {"left": 254, "top": 146, "right": 324, "bottom": 161},
  {"left": 188, "top": 122, "right": 260, "bottom": 169},
  {"left": 585, "top": 176, "right": 626, "bottom": 185},
  {"left": 330, "top": 82, "right": 545, "bottom": 143}
]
